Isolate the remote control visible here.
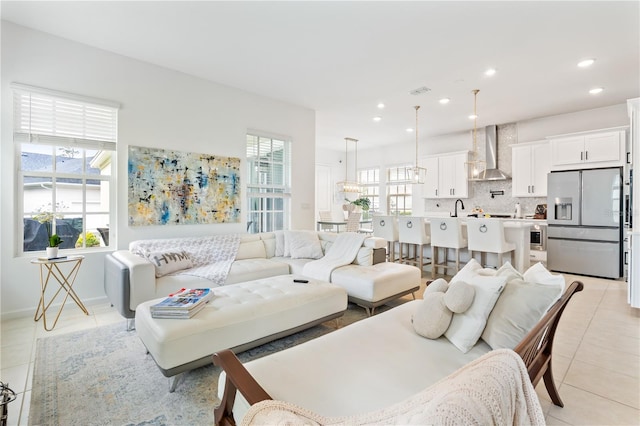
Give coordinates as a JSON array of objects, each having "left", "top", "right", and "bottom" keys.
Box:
[{"left": 293, "top": 279, "right": 309, "bottom": 283}]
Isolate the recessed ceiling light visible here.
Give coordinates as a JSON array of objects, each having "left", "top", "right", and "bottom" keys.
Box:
[
  {"left": 406, "top": 128, "right": 414, "bottom": 133},
  {"left": 377, "top": 103, "right": 385, "bottom": 109},
  {"left": 484, "top": 68, "right": 497, "bottom": 76},
  {"left": 468, "top": 114, "right": 478, "bottom": 120},
  {"left": 578, "top": 59, "right": 596, "bottom": 68},
  {"left": 439, "top": 98, "right": 451, "bottom": 104},
  {"left": 373, "top": 116, "right": 382, "bottom": 122},
  {"left": 589, "top": 87, "right": 604, "bottom": 94}
]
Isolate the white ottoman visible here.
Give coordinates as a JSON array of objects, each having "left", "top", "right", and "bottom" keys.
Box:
[
  {"left": 330, "top": 262, "right": 421, "bottom": 315},
  {"left": 135, "top": 274, "right": 347, "bottom": 391}
]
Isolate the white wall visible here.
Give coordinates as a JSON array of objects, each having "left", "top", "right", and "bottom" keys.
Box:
[{"left": 1, "top": 22, "right": 316, "bottom": 319}]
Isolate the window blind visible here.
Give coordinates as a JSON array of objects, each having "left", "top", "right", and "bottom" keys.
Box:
[{"left": 12, "top": 84, "right": 119, "bottom": 147}]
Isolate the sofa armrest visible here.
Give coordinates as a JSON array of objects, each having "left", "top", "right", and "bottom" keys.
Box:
[
  {"left": 111, "top": 250, "right": 156, "bottom": 312},
  {"left": 213, "top": 350, "right": 272, "bottom": 426}
]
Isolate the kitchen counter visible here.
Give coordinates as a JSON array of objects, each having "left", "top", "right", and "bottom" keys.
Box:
[{"left": 423, "top": 217, "right": 532, "bottom": 272}]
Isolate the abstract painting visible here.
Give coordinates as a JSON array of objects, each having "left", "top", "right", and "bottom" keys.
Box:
[{"left": 128, "top": 146, "right": 241, "bottom": 226}]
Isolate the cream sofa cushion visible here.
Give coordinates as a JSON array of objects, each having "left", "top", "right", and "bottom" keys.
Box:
[{"left": 235, "top": 240, "right": 266, "bottom": 260}]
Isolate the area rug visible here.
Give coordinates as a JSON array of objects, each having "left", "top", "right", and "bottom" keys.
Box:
[{"left": 29, "top": 304, "right": 375, "bottom": 426}]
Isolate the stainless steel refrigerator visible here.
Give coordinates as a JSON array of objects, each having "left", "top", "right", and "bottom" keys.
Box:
[{"left": 547, "top": 167, "right": 623, "bottom": 279}]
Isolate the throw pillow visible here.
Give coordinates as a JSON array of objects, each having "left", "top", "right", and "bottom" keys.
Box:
[
  {"left": 495, "top": 261, "right": 524, "bottom": 283},
  {"left": 146, "top": 250, "right": 193, "bottom": 277},
  {"left": 450, "top": 258, "right": 496, "bottom": 284},
  {"left": 444, "top": 275, "right": 507, "bottom": 353},
  {"left": 412, "top": 280, "right": 475, "bottom": 339},
  {"left": 524, "top": 262, "right": 565, "bottom": 292},
  {"left": 285, "top": 230, "right": 324, "bottom": 259},
  {"left": 481, "top": 279, "right": 562, "bottom": 350},
  {"left": 274, "top": 230, "right": 285, "bottom": 257}
]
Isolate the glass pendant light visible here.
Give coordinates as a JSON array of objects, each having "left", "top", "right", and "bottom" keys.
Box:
[
  {"left": 409, "top": 106, "right": 427, "bottom": 184},
  {"left": 335, "top": 137, "right": 361, "bottom": 201},
  {"left": 465, "top": 89, "right": 486, "bottom": 180}
]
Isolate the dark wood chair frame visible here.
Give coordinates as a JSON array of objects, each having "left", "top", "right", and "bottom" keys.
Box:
[{"left": 212, "top": 280, "right": 584, "bottom": 426}]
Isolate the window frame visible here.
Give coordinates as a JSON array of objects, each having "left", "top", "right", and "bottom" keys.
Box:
[
  {"left": 358, "top": 167, "right": 380, "bottom": 219},
  {"left": 13, "top": 84, "right": 119, "bottom": 256},
  {"left": 386, "top": 164, "right": 414, "bottom": 216},
  {"left": 246, "top": 132, "right": 292, "bottom": 233}
]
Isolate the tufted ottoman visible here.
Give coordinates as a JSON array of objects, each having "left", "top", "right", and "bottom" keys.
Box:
[
  {"left": 330, "top": 262, "right": 421, "bottom": 315},
  {"left": 135, "top": 274, "right": 347, "bottom": 391}
]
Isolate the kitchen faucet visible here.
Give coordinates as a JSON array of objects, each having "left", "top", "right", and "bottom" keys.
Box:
[{"left": 451, "top": 199, "right": 465, "bottom": 217}]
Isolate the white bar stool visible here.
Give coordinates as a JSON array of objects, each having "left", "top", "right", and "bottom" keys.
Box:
[
  {"left": 398, "top": 216, "right": 431, "bottom": 271},
  {"left": 372, "top": 215, "right": 399, "bottom": 261},
  {"left": 429, "top": 217, "right": 467, "bottom": 278},
  {"left": 466, "top": 218, "right": 516, "bottom": 268}
]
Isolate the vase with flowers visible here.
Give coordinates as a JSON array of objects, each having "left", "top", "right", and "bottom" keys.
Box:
[{"left": 33, "top": 207, "right": 64, "bottom": 258}]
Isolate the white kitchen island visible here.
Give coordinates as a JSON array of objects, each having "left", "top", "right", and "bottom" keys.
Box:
[{"left": 422, "top": 217, "right": 533, "bottom": 272}]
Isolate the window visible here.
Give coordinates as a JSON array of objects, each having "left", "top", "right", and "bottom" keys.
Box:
[
  {"left": 358, "top": 167, "right": 379, "bottom": 220},
  {"left": 246, "top": 133, "right": 291, "bottom": 233},
  {"left": 14, "top": 84, "right": 119, "bottom": 254},
  {"left": 386, "top": 165, "right": 413, "bottom": 215}
]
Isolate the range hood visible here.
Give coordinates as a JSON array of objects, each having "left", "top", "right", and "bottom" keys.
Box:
[{"left": 470, "top": 125, "right": 511, "bottom": 181}]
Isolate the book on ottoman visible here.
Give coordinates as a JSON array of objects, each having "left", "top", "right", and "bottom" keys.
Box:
[{"left": 150, "top": 288, "right": 213, "bottom": 319}]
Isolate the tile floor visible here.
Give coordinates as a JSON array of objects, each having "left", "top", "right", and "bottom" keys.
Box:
[{"left": 1, "top": 273, "right": 639, "bottom": 425}]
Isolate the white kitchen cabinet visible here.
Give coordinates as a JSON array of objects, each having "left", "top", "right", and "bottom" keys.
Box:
[
  {"left": 512, "top": 141, "right": 550, "bottom": 197},
  {"left": 549, "top": 129, "right": 625, "bottom": 170},
  {"left": 422, "top": 151, "right": 469, "bottom": 199}
]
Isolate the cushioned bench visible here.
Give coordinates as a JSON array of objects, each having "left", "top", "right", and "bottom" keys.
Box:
[
  {"left": 330, "top": 262, "right": 421, "bottom": 315},
  {"left": 135, "top": 274, "right": 348, "bottom": 391}
]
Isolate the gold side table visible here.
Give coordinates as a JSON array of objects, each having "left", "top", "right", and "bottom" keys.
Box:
[{"left": 31, "top": 255, "right": 89, "bottom": 331}]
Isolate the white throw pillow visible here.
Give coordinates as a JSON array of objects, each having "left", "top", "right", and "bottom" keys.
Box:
[
  {"left": 450, "top": 258, "right": 497, "bottom": 284},
  {"left": 274, "top": 230, "right": 285, "bottom": 257},
  {"left": 495, "top": 261, "right": 524, "bottom": 283},
  {"left": 444, "top": 275, "right": 507, "bottom": 353},
  {"left": 524, "top": 262, "right": 565, "bottom": 292},
  {"left": 285, "top": 230, "right": 324, "bottom": 259},
  {"left": 481, "top": 278, "right": 562, "bottom": 350},
  {"left": 146, "top": 250, "right": 193, "bottom": 277}
]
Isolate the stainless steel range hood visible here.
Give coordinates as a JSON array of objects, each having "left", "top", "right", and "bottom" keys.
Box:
[{"left": 470, "top": 124, "right": 511, "bottom": 181}]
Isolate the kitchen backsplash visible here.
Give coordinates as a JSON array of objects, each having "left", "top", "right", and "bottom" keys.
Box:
[{"left": 424, "top": 123, "right": 547, "bottom": 217}]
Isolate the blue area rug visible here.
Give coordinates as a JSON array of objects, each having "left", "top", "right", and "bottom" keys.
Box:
[{"left": 29, "top": 305, "right": 372, "bottom": 425}]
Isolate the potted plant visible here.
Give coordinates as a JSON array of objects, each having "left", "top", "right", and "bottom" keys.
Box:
[{"left": 33, "top": 206, "right": 64, "bottom": 258}]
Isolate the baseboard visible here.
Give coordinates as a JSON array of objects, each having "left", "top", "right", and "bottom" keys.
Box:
[{"left": 1, "top": 295, "right": 110, "bottom": 322}]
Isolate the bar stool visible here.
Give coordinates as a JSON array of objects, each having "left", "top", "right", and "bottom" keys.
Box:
[
  {"left": 466, "top": 218, "right": 516, "bottom": 268},
  {"left": 372, "top": 215, "right": 399, "bottom": 261},
  {"left": 429, "top": 217, "right": 467, "bottom": 278},
  {"left": 398, "top": 216, "right": 431, "bottom": 271}
]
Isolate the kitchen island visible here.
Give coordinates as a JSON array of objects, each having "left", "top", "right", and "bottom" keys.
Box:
[{"left": 422, "top": 216, "right": 533, "bottom": 272}]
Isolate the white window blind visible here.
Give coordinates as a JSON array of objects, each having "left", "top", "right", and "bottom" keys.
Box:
[{"left": 12, "top": 83, "right": 119, "bottom": 148}]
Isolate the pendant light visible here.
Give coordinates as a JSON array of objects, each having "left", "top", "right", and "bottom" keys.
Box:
[
  {"left": 409, "top": 106, "right": 427, "bottom": 184},
  {"left": 336, "top": 137, "right": 361, "bottom": 201},
  {"left": 465, "top": 89, "right": 487, "bottom": 180}
]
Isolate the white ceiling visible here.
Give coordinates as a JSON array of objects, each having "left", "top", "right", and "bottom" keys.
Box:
[{"left": 2, "top": 1, "right": 639, "bottom": 151}]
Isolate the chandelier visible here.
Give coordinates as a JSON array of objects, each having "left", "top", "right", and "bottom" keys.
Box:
[
  {"left": 465, "top": 89, "right": 487, "bottom": 180},
  {"left": 409, "top": 106, "right": 427, "bottom": 184},
  {"left": 335, "top": 137, "right": 361, "bottom": 201}
]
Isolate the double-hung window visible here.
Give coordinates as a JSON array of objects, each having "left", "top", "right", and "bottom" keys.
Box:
[
  {"left": 14, "top": 84, "right": 119, "bottom": 254},
  {"left": 358, "top": 167, "right": 380, "bottom": 220},
  {"left": 246, "top": 133, "right": 291, "bottom": 233},
  {"left": 386, "top": 165, "right": 413, "bottom": 215}
]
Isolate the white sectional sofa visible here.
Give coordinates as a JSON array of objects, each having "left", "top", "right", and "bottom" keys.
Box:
[{"left": 104, "top": 231, "right": 418, "bottom": 326}]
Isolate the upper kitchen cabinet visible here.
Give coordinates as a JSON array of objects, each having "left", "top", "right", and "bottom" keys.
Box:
[
  {"left": 548, "top": 128, "right": 626, "bottom": 171},
  {"left": 512, "top": 141, "right": 550, "bottom": 197},
  {"left": 422, "top": 151, "right": 469, "bottom": 199}
]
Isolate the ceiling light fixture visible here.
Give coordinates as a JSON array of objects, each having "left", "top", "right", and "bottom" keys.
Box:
[
  {"left": 377, "top": 103, "right": 385, "bottom": 109},
  {"left": 336, "top": 137, "right": 361, "bottom": 201},
  {"left": 373, "top": 116, "right": 382, "bottom": 122},
  {"left": 465, "top": 89, "right": 486, "bottom": 180},
  {"left": 589, "top": 87, "right": 604, "bottom": 94},
  {"left": 578, "top": 59, "right": 596, "bottom": 68},
  {"left": 484, "top": 68, "right": 497, "bottom": 76},
  {"left": 439, "top": 98, "right": 451, "bottom": 104},
  {"left": 468, "top": 114, "right": 477, "bottom": 120},
  {"left": 406, "top": 128, "right": 414, "bottom": 133},
  {"left": 408, "top": 106, "right": 427, "bottom": 184}
]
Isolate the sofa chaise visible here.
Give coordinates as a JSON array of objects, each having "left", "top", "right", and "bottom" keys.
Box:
[{"left": 213, "top": 260, "right": 583, "bottom": 425}]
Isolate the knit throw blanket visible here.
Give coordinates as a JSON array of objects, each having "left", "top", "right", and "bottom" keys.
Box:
[
  {"left": 240, "top": 349, "right": 545, "bottom": 426},
  {"left": 130, "top": 234, "right": 241, "bottom": 285},
  {"left": 302, "top": 232, "right": 366, "bottom": 281}
]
